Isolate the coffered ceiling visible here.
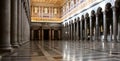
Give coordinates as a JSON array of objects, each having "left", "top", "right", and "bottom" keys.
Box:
[{"left": 31, "top": 0, "right": 65, "bottom": 6}]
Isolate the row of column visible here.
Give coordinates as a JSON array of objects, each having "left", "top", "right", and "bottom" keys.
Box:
[
  {"left": 63, "top": 7, "right": 119, "bottom": 42},
  {"left": 31, "top": 29, "right": 61, "bottom": 41},
  {"left": 0, "top": 0, "right": 30, "bottom": 51}
]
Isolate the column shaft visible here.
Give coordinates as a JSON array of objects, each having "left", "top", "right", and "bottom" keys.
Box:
[
  {"left": 11, "top": 0, "right": 19, "bottom": 47},
  {"left": 0, "top": 0, "right": 12, "bottom": 51},
  {"left": 32, "top": 30, "right": 34, "bottom": 40},
  {"left": 49, "top": 29, "right": 51, "bottom": 48},
  {"left": 71, "top": 24, "right": 73, "bottom": 40},
  {"left": 85, "top": 19, "right": 87, "bottom": 40},
  {"left": 103, "top": 12, "right": 107, "bottom": 41},
  {"left": 49, "top": 29, "right": 51, "bottom": 41},
  {"left": 52, "top": 30, "right": 54, "bottom": 40},
  {"left": 96, "top": 15, "right": 99, "bottom": 41},
  {"left": 76, "top": 21, "right": 79, "bottom": 41},
  {"left": 21, "top": 1, "right": 24, "bottom": 44},
  {"left": 113, "top": 7, "right": 117, "bottom": 41},
  {"left": 68, "top": 25, "right": 70, "bottom": 40},
  {"left": 66, "top": 25, "right": 68, "bottom": 40},
  {"left": 58, "top": 30, "right": 61, "bottom": 40},
  {"left": 39, "top": 30, "right": 41, "bottom": 40},
  {"left": 80, "top": 20, "right": 83, "bottom": 40},
  {"left": 74, "top": 23, "right": 76, "bottom": 41},
  {"left": 90, "top": 17, "right": 92, "bottom": 41},
  {"left": 17, "top": 0, "right": 22, "bottom": 45}
]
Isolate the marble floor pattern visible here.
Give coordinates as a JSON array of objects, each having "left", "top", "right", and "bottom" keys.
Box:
[{"left": 0, "top": 40, "right": 120, "bottom": 61}]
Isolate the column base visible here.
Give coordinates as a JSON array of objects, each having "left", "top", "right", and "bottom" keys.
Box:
[
  {"left": 18, "top": 40, "right": 22, "bottom": 46},
  {"left": 0, "top": 47, "right": 12, "bottom": 52},
  {"left": 12, "top": 45, "right": 19, "bottom": 48}
]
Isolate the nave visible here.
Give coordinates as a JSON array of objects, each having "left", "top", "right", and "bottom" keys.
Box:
[{"left": 0, "top": 40, "right": 120, "bottom": 61}]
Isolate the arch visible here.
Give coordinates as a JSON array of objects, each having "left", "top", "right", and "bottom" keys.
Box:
[
  {"left": 97, "top": 7, "right": 103, "bottom": 35},
  {"left": 77, "top": 17, "right": 80, "bottom": 21},
  {"left": 91, "top": 10, "right": 96, "bottom": 38},
  {"left": 85, "top": 13, "right": 89, "bottom": 18},
  {"left": 105, "top": 3, "right": 113, "bottom": 41},
  {"left": 81, "top": 15, "right": 85, "bottom": 40},
  {"left": 74, "top": 18, "right": 77, "bottom": 23},
  {"left": 81, "top": 15, "right": 84, "bottom": 20},
  {"left": 85, "top": 13, "right": 90, "bottom": 28},
  {"left": 77, "top": 17, "right": 81, "bottom": 40},
  {"left": 85, "top": 13, "right": 90, "bottom": 40}
]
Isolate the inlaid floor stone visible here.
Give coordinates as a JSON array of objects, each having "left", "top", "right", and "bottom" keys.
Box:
[{"left": 0, "top": 40, "right": 120, "bottom": 61}]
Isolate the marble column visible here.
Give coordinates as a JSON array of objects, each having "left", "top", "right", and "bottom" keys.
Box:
[
  {"left": 52, "top": 29, "right": 54, "bottom": 40},
  {"left": 76, "top": 21, "right": 79, "bottom": 41},
  {"left": 49, "top": 29, "right": 51, "bottom": 40},
  {"left": 52, "top": 29, "right": 54, "bottom": 47},
  {"left": 64, "top": 26, "right": 66, "bottom": 40},
  {"left": 21, "top": 1, "right": 24, "bottom": 44},
  {"left": 118, "top": 23, "right": 120, "bottom": 41},
  {"left": 74, "top": 23, "right": 76, "bottom": 41},
  {"left": 49, "top": 29, "right": 51, "bottom": 49},
  {"left": 17, "top": 0, "right": 22, "bottom": 45},
  {"left": 85, "top": 18, "right": 87, "bottom": 40},
  {"left": 96, "top": 14, "right": 99, "bottom": 41},
  {"left": 62, "top": 26, "right": 65, "bottom": 40},
  {"left": 69, "top": 24, "right": 71, "bottom": 40},
  {"left": 42, "top": 29, "right": 44, "bottom": 40},
  {"left": 78, "top": 21, "right": 81, "bottom": 40},
  {"left": 0, "top": 0, "right": 12, "bottom": 51},
  {"left": 103, "top": 12, "right": 107, "bottom": 41},
  {"left": 71, "top": 24, "right": 73, "bottom": 40},
  {"left": 58, "top": 30, "right": 61, "bottom": 40},
  {"left": 66, "top": 25, "right": 68, "bottom": 40},
  {"left": 67, "top": 25, "right": 69, "bottom": 40},
  {"left": 42, "top": 29, "right": 44, "bottom": 46},
  {"left": 113, "top": 7, "right": 117, "bottom": 42},
  {"left": 11, "top": 0, "right": 19, "bottom": 47},
  {"left": 39, "top": 30, "right": 41, "bottom": 40},
  {"left": 90, "top": 17, "right": 92, "bottom": 41},
  {"left": 71, "top": 24, "right": 73, "bottom": 41},
  {"left": 80, "top": 20, "right": 83, "bottom": 41},
  {"left": 31, "top": 30, "right": 34, "bottom": 40}
]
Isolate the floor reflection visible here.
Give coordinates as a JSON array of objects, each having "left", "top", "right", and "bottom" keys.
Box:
[{"left": 0, "top": 40, "right": 120, "bottom": 61}]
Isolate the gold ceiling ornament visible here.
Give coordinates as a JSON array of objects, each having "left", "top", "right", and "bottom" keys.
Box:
[
  {"left": 31, "top": 17, "right": 62, "bottom": 22},
  {"left": 31, "top": 0, "right": 65, "bottom": 6}
]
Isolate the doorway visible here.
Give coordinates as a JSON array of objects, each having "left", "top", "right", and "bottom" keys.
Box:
[
  {"left": 34, "top": 30, "right": 39, "bottom": 40},
  {"left": 44, "top": 29, "right": 49, "bottom": 41}
]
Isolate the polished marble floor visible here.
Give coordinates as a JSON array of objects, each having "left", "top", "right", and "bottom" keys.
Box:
[{"left": 0, "top": 40, "right": 120, "bottom": 61}]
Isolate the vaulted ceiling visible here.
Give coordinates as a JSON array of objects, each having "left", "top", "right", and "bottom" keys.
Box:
[{"left": 31, "top": 0, "right": 65, "bottom": 6}]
